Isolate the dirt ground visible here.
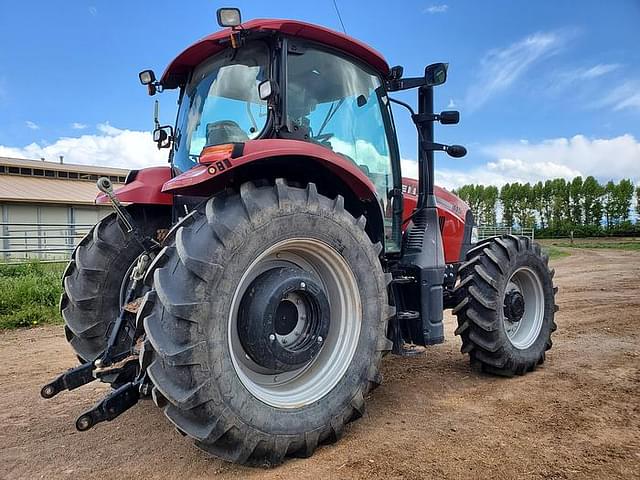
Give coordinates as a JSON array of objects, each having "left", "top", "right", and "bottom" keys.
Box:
[{"left": 1, "top": 248, "right": 638, "bottom": 479}]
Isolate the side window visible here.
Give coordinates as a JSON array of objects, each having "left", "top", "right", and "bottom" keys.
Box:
[{"left": 287, "top": 46, "right": 398, "bottom": 251}]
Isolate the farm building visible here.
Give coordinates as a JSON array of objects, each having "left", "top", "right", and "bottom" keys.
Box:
[{"left": 0, "top": 156, "right": 128, "bottom": 261}]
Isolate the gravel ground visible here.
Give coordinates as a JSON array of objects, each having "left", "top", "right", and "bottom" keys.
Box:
[{"left": 1, "top": 248, "right": 638, "bottom": 480}]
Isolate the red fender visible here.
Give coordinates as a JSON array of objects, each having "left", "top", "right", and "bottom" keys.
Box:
[
  {"left": 161, "top": 139, "right": 379, "bottom": 202},
  {"left": 95, "top": 166, "right": 173, "bottom": 205}
]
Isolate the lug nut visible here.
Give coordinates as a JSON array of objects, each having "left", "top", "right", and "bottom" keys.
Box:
[
  {"left": 269, "top": 334, "right": 276, "bottom": 341},
  {"left": 317, "top": 336, "right": 323, "bottom": 343},
  {"left": 300, "top": 282, "right": 306, "bottom": 289}
]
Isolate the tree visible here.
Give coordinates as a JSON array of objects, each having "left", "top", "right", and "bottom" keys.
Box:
[
  {"left": 454, "top": 184, "right": 484, "bottom": 223},
  {"left": 602, "top": 180, "right": 616, "bottom": 228},
  {"left": 550, "top": 178, "right": 570, "bottom": 229},
  {"left": 569, "top": 176, "right": 584, "bottom": 225},
  {"left": 614, "top": 179, "right": 635, "bottom": 223},
  {"left": 582, "top": 176, "right": 603, "bottom": 227},
  {"left": 540, "top": 180, "right": 554, "bottom": 229},
  {"left": 500, "top": 183, "right": 514, "bottom": 228},
  {"left": 532, "top": 181, "right": 544, "bottom": 228},
  {"left": 636, "top": 185, "right": 640, "bottom": 223},
  {"left": 481, "top": 186, "right": 499, "bottom": 226}
]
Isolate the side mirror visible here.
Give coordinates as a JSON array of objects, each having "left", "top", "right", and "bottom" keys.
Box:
[
  {"left": 424, "top": 63, "right": 448, "bottom": 87},
  {"left": 153, "top": 125, "right": 173, "bottom": 149}
]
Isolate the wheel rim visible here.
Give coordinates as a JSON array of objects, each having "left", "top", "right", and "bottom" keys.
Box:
[
  {"left": 228, "top": 238, "right": 361, "bottom": 408},
  {"left": 502, "top": 266, "right": 544, "bottom": 350}
]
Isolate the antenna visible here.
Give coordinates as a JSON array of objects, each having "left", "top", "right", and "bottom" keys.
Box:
[
  {"left": 153, "top": 100, "right": 160, "bottom": 130},
  {"left": 332, "top": 0, "right": 347, "bottom": 34}
]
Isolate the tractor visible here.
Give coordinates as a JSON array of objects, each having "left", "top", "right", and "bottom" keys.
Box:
[{"left": 42, "top": 8, "right": 558, "bottom": 466}]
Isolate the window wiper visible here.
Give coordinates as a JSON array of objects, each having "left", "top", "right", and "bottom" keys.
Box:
[
  {"left": 316, "top": 98, "right": 345, "bottom": 138},
  {"left": 246, "top": 102, "right": 258, "bottom": 133}
]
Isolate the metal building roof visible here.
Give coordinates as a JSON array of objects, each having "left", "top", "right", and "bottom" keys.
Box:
[
  {"left": 0, "top": 156, "right": 128, "bottom": 176},
  {"left": 0, "top": 157, "right": 128, "bottom": 205},
  {"left": 0, "top": 175, "right": 109, "bottom": 205}
]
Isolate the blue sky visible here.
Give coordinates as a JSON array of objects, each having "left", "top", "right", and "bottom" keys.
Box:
[{"left": 0, "top": 0, "right": 638, "bottom": 188}]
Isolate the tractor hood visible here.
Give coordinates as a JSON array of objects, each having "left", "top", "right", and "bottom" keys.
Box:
[
  {"left": 160, "top": 19, "right": 390, "bottom": 89},
  {"left": 401, "top": 177, "right": 470, "bottom": 223}
]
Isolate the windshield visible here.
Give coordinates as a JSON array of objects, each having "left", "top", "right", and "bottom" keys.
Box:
[{"left": 172, "top": 43, "right": 270, "bottom": 173}]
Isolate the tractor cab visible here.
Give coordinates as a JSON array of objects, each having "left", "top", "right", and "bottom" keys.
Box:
[
  {"left": 144, "top": 15, "right": 402, "bottom": 252},
  {"left": 138, "top": 10, "right": 466, "bottom": 258}
]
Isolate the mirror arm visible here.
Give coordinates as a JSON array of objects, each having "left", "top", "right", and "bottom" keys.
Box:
[{"left": 386, "top": 76, "right": 426, "bottom": 92}]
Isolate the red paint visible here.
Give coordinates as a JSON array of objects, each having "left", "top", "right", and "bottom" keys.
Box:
[
  {"left": 401, "top": 177, "right": 470, "bottom": 264},
  {"left": 162, "top": 139, "right": 378, "bottom": 201},
  {"left": 96, "top": 167, "right": 173, "bottom": 206},
  {"left": 160, "top": 19, "right": 390, "bottom": 89}
]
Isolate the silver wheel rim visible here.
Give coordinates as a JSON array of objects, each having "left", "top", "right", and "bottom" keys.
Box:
[
  {"left": 228, "top": 238, "right": 361, "bottom": 408},
  {"left": 503, "top": 267, "right": 544, "bottom": 350}
]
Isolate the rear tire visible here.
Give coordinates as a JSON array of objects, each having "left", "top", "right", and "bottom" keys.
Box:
[
  {"left": 140, "top": 180, "right": 393, "bottom": 466},
  {"left": 61, "top": 208, "right": 167, "bottom": 362},
  {"left": 452, "top": 235, "right": 558, "bottom": 376}
]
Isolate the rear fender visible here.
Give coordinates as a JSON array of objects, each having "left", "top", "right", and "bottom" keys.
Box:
[{"left": 96, "top": 166, "right": 173, "bottom": 206}]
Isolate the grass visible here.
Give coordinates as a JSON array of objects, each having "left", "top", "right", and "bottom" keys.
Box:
[
  {"left": 0, "top": 262, "right": 65, "bottom": 330},
  {"left": 539, "top": 236, "right": 640, "bottom": 252},
  {"left": 542, "top": 245, "right": 571, "bottom": 260}
]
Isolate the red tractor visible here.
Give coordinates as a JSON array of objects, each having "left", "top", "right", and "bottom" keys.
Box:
[{"left": 42, "top": 9, "right": 557, "bottom": 466}]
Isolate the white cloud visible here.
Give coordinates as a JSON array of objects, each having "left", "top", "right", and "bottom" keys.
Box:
[
  {"left": 424, "top": 4, "right": 448, "bottom": 14},
  {"left": 402, "top": 134, "right": 640, "bottom": 190},
  {"left": 25, "top": 120, "right": 39, "bottom": 130},
  {"left": 0, "top": 123, "right": 165, "bottom": 169},
  {"left": 465, "top": 31, "right": 567, "bottom": 112},
  {"left": 88, "top": 6, "right": 97, "bottom": 16},
  {"left": 446, "top": 98, "right": 457, "bottom": 108},
  {"left": 548, "top": 63, "right": 622, "bottom": 94},
  {"left": 580, "top": 63, "right": 621, "bottom": 79},
  {"left": 597, "top": 80, "right": 640, "bottom": 112},
  {"left": 71, "top": 122, "right": 87, "bottom": 130}
]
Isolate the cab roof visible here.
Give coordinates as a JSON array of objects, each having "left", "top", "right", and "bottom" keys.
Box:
[{"left": 160, "top": 19, "right": 390, "bottom": 89}]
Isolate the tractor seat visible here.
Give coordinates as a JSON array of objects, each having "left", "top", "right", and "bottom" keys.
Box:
[{"left": 206, "top": 120, "right": 250, "bottom": 146}]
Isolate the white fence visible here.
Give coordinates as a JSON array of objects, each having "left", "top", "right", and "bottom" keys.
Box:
[
  {"left": 477, "top": 226, "right": 535, "bottom": 241},
  {"left": 0, "top": 222, "right": 93, "bottom": 262}
]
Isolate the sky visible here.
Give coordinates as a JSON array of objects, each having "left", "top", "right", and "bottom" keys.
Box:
[{"left": 0, "top": 0, "right": 639, "bottom": 190}]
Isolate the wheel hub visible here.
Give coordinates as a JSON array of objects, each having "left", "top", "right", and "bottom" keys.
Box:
[
  {"left": 237, "top": 266, "right": 330, "bottom": 373},
  {"left": 503, "top": 289, "right": 525, "bottom": 323}
]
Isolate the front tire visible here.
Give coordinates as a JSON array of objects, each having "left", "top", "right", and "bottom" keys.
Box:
[
  {"left": 453, "top": 235, "right": 558, "bottom": 376},
  {"left": 141, "top": 180, "right": 393, "bottom": 465}
]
